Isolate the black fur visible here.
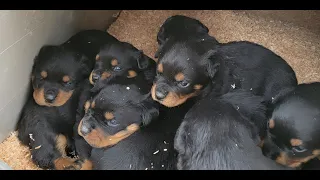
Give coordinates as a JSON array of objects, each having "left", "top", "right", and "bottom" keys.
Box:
[
  {"left": 174, "top": 90, "right": 291, "bottom": 170},
  {"left": 262, "top": 82, "right": 320, "bottom": 168},
  {"left": 155, "top": 15, "right": 217, "bottom": 58},
  {"left": 16, "top": 30, "right": 108, "bottom": 170},
  {"left": 90, "top": 40, "right": 156, "bottom": 93},
  {"left": 77, "top": 82, "right": 188, "bottom": 170}
]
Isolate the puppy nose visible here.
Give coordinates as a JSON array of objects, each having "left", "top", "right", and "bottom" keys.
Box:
[
  {"left": 92, "top": 73, "right": 100, "bottom": 83},
  {"left": 80, "top": 125, "right": 92, "bottom": 136},
  {"left": 45, "top": 90, "right": 57, "bottom": 103},
  {"left": 155, "top": 89, "right": 168, "bottom": 100}
]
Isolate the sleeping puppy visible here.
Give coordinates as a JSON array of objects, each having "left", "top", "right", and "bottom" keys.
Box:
[
  {"left": 261, "top": 82, "right": 320, "bottom": 169},
  {"left": 174, "top": 90, "right": 291, "bottom": 170},
  {"left": 16, "top": 28, "right": 115, "bottom": 170},
  {"left": 17, "top": 44, "right": 94, "bottom": 170},
  {"left": 89, "top": 40, "right": 156, "bottom": 93},
  {"left": 77, "top": 84, "right": 180, "bottom": 170},
  {"left": 155, "top": 15, "right": 219, "bottom": 58},
  {"left": 62, "top": 29, "right": 118, "bottom": 62},
  {"left": 152, "top": 40, "right": 298, "bottom": 138}
]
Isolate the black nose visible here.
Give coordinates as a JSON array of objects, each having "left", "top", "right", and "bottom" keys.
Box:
[
  {"left": 45, "top": 90, "right": 57, "bottom": 103},
  {"left": 92, "top": 73, "right": 100, "bottom": 83},
  {"left": 155, "top": 88, "right": 168, "bottom": 100},
  {"left": 80, "top": 124, "right": 92, "bottom": 136}
]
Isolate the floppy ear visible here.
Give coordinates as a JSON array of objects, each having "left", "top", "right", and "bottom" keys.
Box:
[
  {"left": 78, "top": 54, "right": 93, "bottom": 78},
  {"left": 136, "top": 51, "right": 153, "bottom": 70},
  {"left": 34, "top": 45, "right": 58, "bottom": 63},
  {"left": 196, "top": 20, "right": 209, "bottom": 34},
  {"left": 139, "top": 98, "right": 160, "bottom": 126},
  {"left": 202, "top": 49, "right": 220, "bottom": 79}
]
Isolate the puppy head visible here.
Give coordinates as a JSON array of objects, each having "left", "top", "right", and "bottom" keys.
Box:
[
  {"left": 77, "top": 84, "right": 159, "bottom": 148},
  {"left": 157, "top": 15, "right": 209, "bottom": 46},
  {"left": 89, "top": 42, "right": 154, "bottom": 86},
  {"left": 31, "top": 45, "right": 90, "bottom": 107},
  {"left": 261, "top": 83, "right": 320, "bottom": 168},
  {"left": 151, "top": 42, "right": 220, "bottom": 108}
]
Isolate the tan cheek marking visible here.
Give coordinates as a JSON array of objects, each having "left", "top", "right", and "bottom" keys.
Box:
[
  {"left": 127, "top": 70, "right": 137, "bottom": 78},
  {"left": 175, "top": 73, "right": 185, "bottom": 81},
  {"left": 312, "top": 150, "right": 320, "bottom": 155},
  {"left": 111, "top": 59, "right": 118, "bottom": 66},
  {"left": 84, "top": 101, "right": 90, "bottom": 112},
  {"left": 290, "top": 139, "right": 303, "bottom": 146},
  {"left": 157, "top": 63, "right": 163, "bottom": 73},
  {"left": 95, "top": 54, "right": 100, "bottom": 61},
  {"left": 62, "top": 75, "right": 70, "bottom": 83},
  {"left": 101, "top": 72, "right": 111, "bottom": 80},
  {"left": 151, "top": 84, "right": 198, "bottom": 108},
  {"left": 40, "top": 71, "right": 47, "bottom": 78},
  {"left": 275, "top": 152, "right": 287, "bottom": 166},
  {"left": 91, "top": 101, "right": 95, "bottom": 108},
  {"left": 105, "top": 112, "right": 114, "bottom": 120},
  {"left": 54, "top": 157, "right": 76, "bottom": 170},
  {"left": 269, "top": 119, "right": 275, "bottom": 129},
  {"left": 194, "top": 84, "right": 203, "bottom": 90},
  {"left": 89, "top": 71, "right": 94, "bottom": 85}
]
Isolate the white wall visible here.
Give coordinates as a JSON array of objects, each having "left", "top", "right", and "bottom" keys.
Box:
[{"left": 0, "top": 10, "right": 120, "bottom": 142}]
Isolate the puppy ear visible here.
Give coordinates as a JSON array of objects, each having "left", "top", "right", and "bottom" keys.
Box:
[
  {"left": 197, "top": 21, "right": 209, "bottom": 34},
  {"left": 34, "top": 45, "right": 58, "bottom": 63},
  {"left": 136, "top": 51, "right": 153, "bottom": 70},
  {"left": 202, "top": 50, "right": 220, "bottom": 79},
  {"left": 78, "top": 54, "right": 93, "bottom": 78},
  {"left": 139, "top": 98, "right": 160, "bottom": 126}
]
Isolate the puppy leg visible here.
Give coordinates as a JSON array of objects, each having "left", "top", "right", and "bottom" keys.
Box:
[{"left": 29, "top": 131, "right": 92, "bottom": 170}]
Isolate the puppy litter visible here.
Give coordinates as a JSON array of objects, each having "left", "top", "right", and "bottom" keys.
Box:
[
  {"left": 29, "top": 134, "right": 35, "bottom": 141},
  {"left": 231, "top": 84, "right": 236, "bottom": 89},
  {"left": 34, "top": 145, "right": 41, "bottom": 150}
]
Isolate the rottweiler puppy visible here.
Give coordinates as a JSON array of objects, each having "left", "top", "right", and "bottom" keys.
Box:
[
  {"left": 152, "top": 40, "right": 297, "bottom": 138},
  {"left": 62, "top": 29, "right": 118, "bottom": 62},
  {"left": 155, "top": 15, "right": 218, "bottom": 58},
  {"left": 261, "top": 82, "right": 320, "bottom": 169},
  {"left": 174, "top": 90, "right": 291, "bottom": 170},
  {"left": 77, "top": 84, "right": 181, "bottom": 170},
  {"left": 89, "top": 40, "right": 156, "bottom": 93},
  {"left": 17, "top": 32, "right": 102, "bottom": 170}
]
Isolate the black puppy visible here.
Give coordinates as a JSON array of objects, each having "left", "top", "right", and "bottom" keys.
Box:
[
  {"left": 62, "top": 29, "right": 118, "bottom": 61},
  {"left": 89, "top": 40, "right": 156, "bottom": 93},
  {"left": 77, "top": 84, "right": 182, "bottom": 170},
  {"left": 261, "top": 82, "right": 320, "bottom": 169},
  {"left": 16, "top": 30, "right": 113, "bottom": 170},
  {"left": 174, "top": 90, "right": 291, "bottom": 170},
  {"left": 152, "top": 40, "right": 297, "bottom": 138},
  {"left": 155, "top": 15, "right": 219, "bottom": 58}
]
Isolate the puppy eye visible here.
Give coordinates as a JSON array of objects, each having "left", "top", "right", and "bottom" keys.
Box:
[
  {"left": 292, "top": 146, "right": 307, "bottom": 153},
  {"left": 113, "top": 66, "right": 121, "bottom": 71},
  {"left": 63, "top": 81, "right": 73, "bottom": 86},
  {"left": 178, "top": 80, "right": 190, "bottom": 88},
  {"left": 107, "top": 119, "right": 119, "bottom": 127}
]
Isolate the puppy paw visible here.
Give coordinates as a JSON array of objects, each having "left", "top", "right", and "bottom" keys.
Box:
[{"left": 63, "top": 159, "right": 93, "bottom": 170}]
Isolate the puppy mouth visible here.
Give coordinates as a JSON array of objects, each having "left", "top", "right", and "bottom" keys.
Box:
[
  {"left": 33, "top": 88, "right": 73, "bottom": 107},
  {"left": 151, "top": 84, "right": 196, "bottom": 108},
  {"left": 89, "top": 71, "right": 112, "bottom": 85},
  {"left": 78, "top": 120, "right": 140, "bottom": 148}
]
